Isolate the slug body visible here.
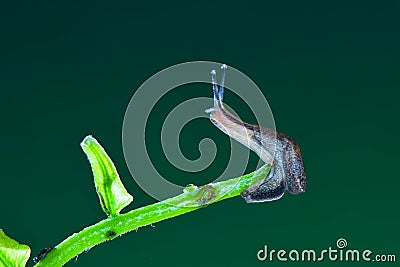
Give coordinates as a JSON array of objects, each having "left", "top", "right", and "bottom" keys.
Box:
[{"left": 207, "top": 65, "right": 306, "bottom": 203}]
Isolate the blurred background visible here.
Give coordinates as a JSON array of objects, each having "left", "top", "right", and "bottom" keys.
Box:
[{"left": 0, "top": 1, "right": 399, "bottom": 266}]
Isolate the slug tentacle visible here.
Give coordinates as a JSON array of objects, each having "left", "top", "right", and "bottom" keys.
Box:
[
  {"left": 210, "top": 69, "right": 222, "bottom": 108},
  {"left": 219, "top": 64, "right": 227, "bottom": 101}
]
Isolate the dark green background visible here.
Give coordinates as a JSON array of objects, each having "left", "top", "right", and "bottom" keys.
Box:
[{"left": 1, "top": 1, "right": 399, "bottom": 266}]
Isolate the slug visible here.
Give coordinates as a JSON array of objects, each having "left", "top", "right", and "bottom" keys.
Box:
[{"left": 206, "top": 64, "right": 306, "bottom": 203}]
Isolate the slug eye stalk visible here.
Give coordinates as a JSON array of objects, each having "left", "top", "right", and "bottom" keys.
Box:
[{"left": 210, "top": 64, "right": 227, "bottom": 108}]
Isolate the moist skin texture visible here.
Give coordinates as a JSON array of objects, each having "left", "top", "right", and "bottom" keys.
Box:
[{"left": 207, "top": 65, "right": 306, "bottom": 203}]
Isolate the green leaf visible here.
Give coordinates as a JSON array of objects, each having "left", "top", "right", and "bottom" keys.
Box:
[
  {"left": 0, "top": 230, "right": 30, "bottom": 267},
  {"left": 81, "top": 135, "right": 133, "bottom": 217}
]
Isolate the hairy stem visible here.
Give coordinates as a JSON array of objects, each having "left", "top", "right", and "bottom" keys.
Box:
[{"left": 35, "top": 165, "right": 270, "bottom": 266}]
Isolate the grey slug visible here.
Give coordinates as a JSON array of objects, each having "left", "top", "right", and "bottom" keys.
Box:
[{"left": 206, "top": 64, "right": 306, "bottom": 203}]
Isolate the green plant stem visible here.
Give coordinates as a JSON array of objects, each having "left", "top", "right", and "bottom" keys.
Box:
[{"left": 35, "top": 165, "right": 270, "bottom": 266}]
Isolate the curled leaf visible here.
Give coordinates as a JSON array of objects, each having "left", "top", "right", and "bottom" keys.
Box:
[
  {"left": 0, "top": 230, "right": 31, "bottom": 267},
  {"left": 81, "top": 136, "right": 133, "bottom": 217}
]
